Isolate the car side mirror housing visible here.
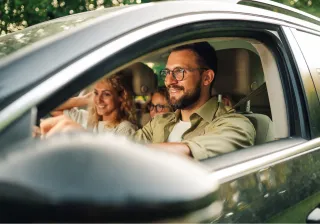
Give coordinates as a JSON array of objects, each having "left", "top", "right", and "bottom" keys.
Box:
[{"left": 0, "top": 133, "right": 221, "bottom": 222}]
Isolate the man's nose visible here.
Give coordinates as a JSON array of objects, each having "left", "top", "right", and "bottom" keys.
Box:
[{"left": 165, "top": 72, "right": 178, "bottom": 86}]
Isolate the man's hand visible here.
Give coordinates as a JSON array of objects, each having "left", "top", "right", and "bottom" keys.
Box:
[
  {"left": 32, "top": 126, "right": 41, "bottom": 138},
  {"left": 40, "top": 115, "right": 85, "bottom": 138},
  {"left": 148, "top": 143, "right": 192, "bottom": 157}
]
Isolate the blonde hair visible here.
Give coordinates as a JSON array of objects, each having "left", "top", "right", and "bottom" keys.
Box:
[{"left": 87, "top": 73, "right": 136, "bottom": 128}]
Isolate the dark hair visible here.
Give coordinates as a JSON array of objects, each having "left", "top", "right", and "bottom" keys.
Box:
[
  {"left": 150, "top": 86, "right": 173, "bottom": 111},
  {"left": 171, "top": 42, "right": 218, "bottom": 89},
  {"left": 151, "top": 86, "right": 169, "bottom": 99}
]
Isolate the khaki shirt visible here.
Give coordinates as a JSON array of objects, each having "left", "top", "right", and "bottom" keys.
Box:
[{"left": 134, "top": 97, "right": 256, "bottom": 160}]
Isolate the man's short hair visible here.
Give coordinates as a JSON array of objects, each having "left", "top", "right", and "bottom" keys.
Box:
[{"left": 171, "top": 42, "right": 218, "bottom": 75}]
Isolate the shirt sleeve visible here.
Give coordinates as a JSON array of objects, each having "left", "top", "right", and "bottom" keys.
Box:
[
  {"left": 63, "top": 108, "right": 88, "bottom": 129},
  {"left": 182, "top": 114, "right": 256, "bottom": 160},
  {"left": 133, "top": 119, "right": 154, "bottom": 143},
  {"left": 115, "top": 121, "right": 138, "bottom": 137}
]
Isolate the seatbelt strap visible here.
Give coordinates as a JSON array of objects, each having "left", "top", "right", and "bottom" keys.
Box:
[{"left": 232, "top": 82, "right": 267, "bottom": 110}]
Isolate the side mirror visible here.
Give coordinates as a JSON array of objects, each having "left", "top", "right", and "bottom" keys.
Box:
[
  {"left": 0, "top": 133, "right": 221, "bottom": 222},
  {"left": 307, "top": 205, "right": 320, "bottom": 223}
]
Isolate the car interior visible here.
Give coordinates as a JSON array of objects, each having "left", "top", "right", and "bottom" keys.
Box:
[
  {"left": 66, "top": 37, "right": 287, "bottom": 148},
  {"left": 31, "top": 34, "right": 294, "bottom": 174}
]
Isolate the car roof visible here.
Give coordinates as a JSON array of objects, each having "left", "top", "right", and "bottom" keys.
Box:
[
  {"left": 0, "top": 0, "right": 319, "bottom": 110},
  {"left": 1, "top": 0, "right": 319, "bottom": 60},
  {"left": 166, "top": 0, "right": 320, "bottom": 27},
  {"left": 238, "top": 0, "right": 320, "bottom": 26}
]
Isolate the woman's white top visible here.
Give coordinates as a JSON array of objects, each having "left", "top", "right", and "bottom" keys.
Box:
[{"left": 63, "top": 108, "right": 137, "bottom": 136}]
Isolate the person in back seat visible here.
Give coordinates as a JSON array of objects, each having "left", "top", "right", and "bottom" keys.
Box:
[
  {"left": 41, "top": 42, "right": 255, "bottom": 160},
  {"left": 148, "top": 87, "right": 173, "bottom": 119}
]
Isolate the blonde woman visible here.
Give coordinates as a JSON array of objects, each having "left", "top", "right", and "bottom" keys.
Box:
[{"left": 51, "top": 73, "right": 137, "bottom": 136}]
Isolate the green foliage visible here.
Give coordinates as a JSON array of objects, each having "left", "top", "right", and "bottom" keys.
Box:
[
  {"left": 0, "top": 0, "right": 153, "bottom": 35},
  {"left": 0, "top": 0, "right": 319, "bottom": 36},
  {"left": 273, "top": 0, "right": 320, "bottom": 17}
]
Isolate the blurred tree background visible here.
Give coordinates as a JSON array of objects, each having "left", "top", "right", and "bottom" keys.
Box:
[
  {"left": 273, "top": 0, "right": 320, "bottom": 17},
  {"left": 0, "top": 0, "right": 319, "bottom": 36}
]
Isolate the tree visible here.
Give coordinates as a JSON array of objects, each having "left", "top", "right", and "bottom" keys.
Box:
[
  {"left": 0, "top": 0, "right": 319, "bottom": 36},
  {"left": 273, "top": 0, "right": 320, "bottom": 17},
  {"left": 0, "top": 0, "right": 154, "bottom": 35}
]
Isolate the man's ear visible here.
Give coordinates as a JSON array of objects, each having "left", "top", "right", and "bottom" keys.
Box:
[{"left": 203, "top": 69, "right": 215, "bottom": 87}]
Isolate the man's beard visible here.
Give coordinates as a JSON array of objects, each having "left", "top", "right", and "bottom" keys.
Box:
[{"left": 167, "top": 80, "right": 201, "bottom": 110}]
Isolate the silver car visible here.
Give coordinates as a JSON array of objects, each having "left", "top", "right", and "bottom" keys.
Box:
[{"left": 0, "top": 0, "right": 320, "bottom": 222}]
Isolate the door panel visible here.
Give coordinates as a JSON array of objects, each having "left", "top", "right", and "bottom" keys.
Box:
[
  {"left": 214, "top": 144, "right": 320, "bottom": 223},
  {"left": 268, "top": 186, "right": 320, "bottom": 222},
  {"left": 212, "top": 26, "right": 320, "bottom": 222}
]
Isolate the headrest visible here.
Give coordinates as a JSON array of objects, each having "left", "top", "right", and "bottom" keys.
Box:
[
  {"left": 78, "top": 63, "right": 156, "bottom": 97},
  {"left": 211, "top": 48, "right": 264, "bottom": 100},
  {"left": 124, "top": 62, "right": 157, "bottom": 96}
]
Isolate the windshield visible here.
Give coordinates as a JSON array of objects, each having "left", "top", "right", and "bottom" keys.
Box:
[{"left": 0, "top": 6, "right": 125, "bottom": 59}]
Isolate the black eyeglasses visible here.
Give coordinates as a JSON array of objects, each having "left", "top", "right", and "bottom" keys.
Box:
[
  {"left": 148, "top": 103, "right": 170, "bottom": 112},
  {"left": 159, "top": 67, "right": 208, "bottom": 81}
]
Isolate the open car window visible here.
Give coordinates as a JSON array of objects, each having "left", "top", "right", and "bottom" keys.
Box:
[
  {"left": 45, "top": 36, "right": 288, "bottom": 148},
  {"left": 0, "top": 15, "right": 306, "bottom": 165}
]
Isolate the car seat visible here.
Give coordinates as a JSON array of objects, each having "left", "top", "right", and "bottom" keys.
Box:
[
  {"left": 123, "top": 62, "right": 157, "bottom": 127},
  {"left": 212, "top": 48, "right": 275, "bottom": 145}
]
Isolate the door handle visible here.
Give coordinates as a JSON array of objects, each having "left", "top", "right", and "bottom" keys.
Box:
[{"left": 307, "top": 205, "right": 320, "bottom": 223}]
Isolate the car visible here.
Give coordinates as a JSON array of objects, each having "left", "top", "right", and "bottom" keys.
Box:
[{"left": 1, "top": 0, "right": 320, "bottom": 222}]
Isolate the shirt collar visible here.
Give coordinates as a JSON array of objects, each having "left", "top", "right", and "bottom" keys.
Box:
[
  {"left": 194, "top": 97, "right": 219, "bottom": 122},
  {"left": 173, "top": 97, "right": 219, "bottom": 123}
]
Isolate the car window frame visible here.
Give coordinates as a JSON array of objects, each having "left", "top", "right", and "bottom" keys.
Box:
[
  {"left": 292, "top": 29, "right": 320, "bottom": 102},
  {"left": 31, "top": 21, "right": 308, "bottom": 157},
  {"left": 281, "top": 27, "right": 320, "bottom": 139},
  {"left": 35, "top": 22, "right": 305, "bottom": 137},
  {"left": 0, "top": 14, "right": 309, "bottom": 152}
]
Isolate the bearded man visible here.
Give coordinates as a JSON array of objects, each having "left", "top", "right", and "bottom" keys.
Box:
[{"left": 134, "top": 42, "right": 256, "bottom": 160}]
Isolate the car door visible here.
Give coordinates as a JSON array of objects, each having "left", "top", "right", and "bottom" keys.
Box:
[
  {"left": 33, "top": 18, "right": 319, "bottom": 223},
  {"left": 205, "top": 137, "right": 320, "bottom": 223},
  {"left": 201, "top": 26, "right": 320, "bottom": 223},
  {"left": 266, "top": 27, "right": 320, "bottom": 223}
]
